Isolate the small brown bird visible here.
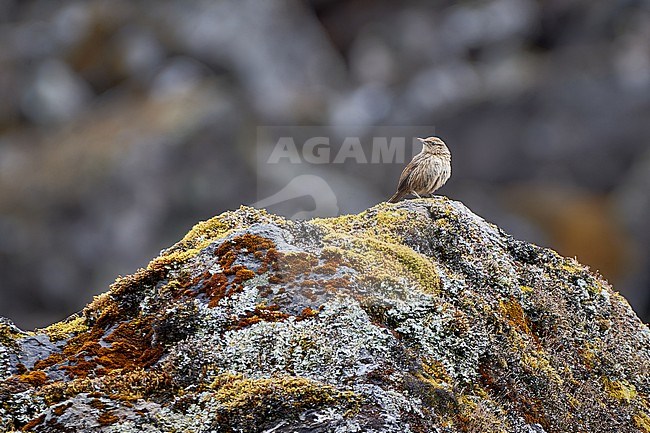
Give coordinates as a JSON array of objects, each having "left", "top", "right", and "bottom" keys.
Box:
[{"left": 388, "top": 136, "right": 451, "bottom": 203}]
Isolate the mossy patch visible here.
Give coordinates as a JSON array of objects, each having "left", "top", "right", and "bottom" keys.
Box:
[
  {"left": 156, "top": 206, "right": 286, "bottom": 266},
  {"left": 156, "top": 216, "right": 237, "bottom": 265},
  {"left": 0, "top": 322, "right": 24, "bottom": 347},
  {"left": 499, "top": 298, "right": 532, "bottom": 335},
  {"left": 35, "top": 307, "right": 163, "bottom": 380},
  {"left": 207, "top": 373, "right": 361, "bottom": 429},
  {"left": 38, "top": 315, "right": 87, "bottom": 342},
  {"left": 603, "top": 377, "right": 638, "bottom": 403},
  {"left": 634, "top": 412, "right": 650, "bottom": 433},
  {"left": 37, "top": 368, "right": 172, "bottom": 405},
  {"left": 313, "top": 228, "right": 441, "bottom": 296},
  {"left": 314, "top": 206, "right": 413, "bottom": 245},
  {"left": 456, "top": 396, "right": 508, "bottom": 433},
  {"left": 367, "top": 238, "right": 441, "bottom": 294}
]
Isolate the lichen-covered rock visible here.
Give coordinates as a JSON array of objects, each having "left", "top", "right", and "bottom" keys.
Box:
[{"left": 1, "top": 198, "right": 648, "bottom": 433}]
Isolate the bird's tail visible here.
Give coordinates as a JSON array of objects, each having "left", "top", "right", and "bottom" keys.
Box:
[{"left": 388, "top": 191, "right": 405, "bottom": 203}]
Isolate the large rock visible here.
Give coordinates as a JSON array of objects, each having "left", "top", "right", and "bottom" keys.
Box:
[{"left": 1, "top": 198, "right": 648, "bottom": 432}]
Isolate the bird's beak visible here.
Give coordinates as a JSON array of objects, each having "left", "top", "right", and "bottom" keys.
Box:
[{"left": 417, "top": 137, "right": 426, "bottom": 143}]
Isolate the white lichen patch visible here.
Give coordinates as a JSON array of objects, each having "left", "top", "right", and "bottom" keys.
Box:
[{"left": 213, "top": 298, "right": 394, "bottom": 383}]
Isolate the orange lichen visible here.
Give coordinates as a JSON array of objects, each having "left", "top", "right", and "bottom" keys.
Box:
[
  {"left": 233, "top": 305, "right": 291, "bottom": 329},
  {"left": 322, "top": 276, "right": 352, "bottom": 292},
  {"left": 41, "top": 314, "right": 162, "bottom": 379},
  {"left": 89, "top": 399, "right": 106, "bottom": 409},
  {"left": 319, "top": 248, "right": 349, "bottom": 270},
  {"left": 97, "top": 411, "right": 119, "bottom": 425},
  {"left": 479, "top": 361, "right": 549, "bottom": 429},
  {"left": 499, "top": 298, "right": 533, "bottom": 336},
  {"left": 296, "top": 307, "right": 320, "bottom": 321},
  {"left": 52, "top": 402, "right": 72, "bottom": 416},
  {"left": 278, "top": 252, "right": 319, "bottom": 275},
  {"left": 21, "top": 414, "right": 46, "bottom": 431},
  {"left": 518, "top": 396, "right": 549, "bottom": 428},
  {"left": 235, "top": 268, "right": 256, "bottom": 282},
  {"left": 96, "top": 320, "right": 163, "bottom": 371},
  {"left": 313, "top": 262, "right": 339, "bottom": 275},
  {"left": 18, "top": 370, "right": 48, "bottom": 387},
  {"left": 175, "top": 234, "right": 279, "bottom": 308},
  {"left": 29, "top": 260, "right": 170, "bottom": 380}
]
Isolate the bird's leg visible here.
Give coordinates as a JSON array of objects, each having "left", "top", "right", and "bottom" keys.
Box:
[{"left": 412, "top": 191, "right": 422, "bottom": 199}]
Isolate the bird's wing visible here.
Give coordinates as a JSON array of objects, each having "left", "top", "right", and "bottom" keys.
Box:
[{"left": 397, "top": 157, "right": 418, "bottom": 192}]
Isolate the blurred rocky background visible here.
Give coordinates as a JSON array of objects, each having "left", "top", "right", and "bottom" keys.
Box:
[{"left": 0, "top": 0, "right": 649, "bottom": 329}]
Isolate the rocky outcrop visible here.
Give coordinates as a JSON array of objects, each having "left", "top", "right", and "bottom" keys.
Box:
[{"left": 1, "top": 198, "right": 648, "bottom": 432}]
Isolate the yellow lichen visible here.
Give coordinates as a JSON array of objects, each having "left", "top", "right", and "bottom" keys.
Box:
[
  {"left": 602, "top": 377, "right": 638, "bottom": 403},
  {"left": 311, "top": 205, "right": 445, "bottom": 294},
  {"left": 521, "top": 350, "right": 564, "bottom": 386},
  {"left": 39, "top": 316, "right": 88, "bottom": 342},
  {"left": 0, "top": 322, "right": 23, "bottom": 346},
  {"left": 314, "top": 206, "right": 411, "bottom": 245},
  {"left": 373, "top": 208, "right": 410, "bottom": 242},
  {"left": 520, "top": 285, "right": 534, "bottom": 293},
  {"left": 180, "top": 211, "right": 250, "bottom": 246},
  {"left": 366, "top": 238, "right": 440, "bottom": 293},
  {"left": 422, "top": 358, "right": 452, "bottom": 384},
  {"left": 154, "top": 216, "right": 233, "bottom": 265},
  {"left": 634, "top": 412, "right": 650, "bottom": 433},
  {"left": 315, "top": 222, "right": 441, "bottom": 295},
  {"left": 580, "top": 342, "right": 600, "bottom": 370},
  {"left": 209, "top": 373, "right": 359, "bottom": 411},
  {"left": 456, "top": 395, "right": 508, "bottom": 433},
  {"left": 567, "top": 395, "right": 582, "bottom": 410},
  {"left": 313, "top": 211, "right": 365, "bottom": 234}
]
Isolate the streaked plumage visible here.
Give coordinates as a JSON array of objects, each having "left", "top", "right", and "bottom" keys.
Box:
[{"left": 388, "top": 136, "right": 451, "bottom": 203}]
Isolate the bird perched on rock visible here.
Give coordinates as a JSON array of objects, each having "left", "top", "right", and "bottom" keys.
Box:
[{"left": 388, "top": 136, "right": 451, "bottom": 203}]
